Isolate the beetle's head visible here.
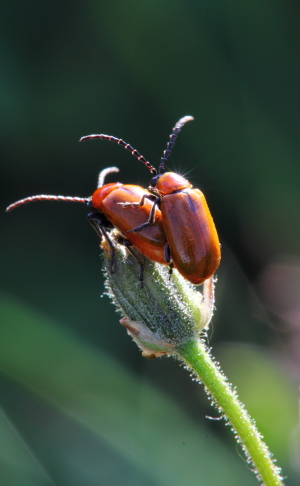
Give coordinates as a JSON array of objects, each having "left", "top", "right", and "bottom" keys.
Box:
[{"left": 149, "top": 174, "right": 161, "bottom": 190}]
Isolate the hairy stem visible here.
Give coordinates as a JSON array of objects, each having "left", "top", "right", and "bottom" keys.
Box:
[{"left": 177, "top": 338, "right": 283, "bottom": 486}]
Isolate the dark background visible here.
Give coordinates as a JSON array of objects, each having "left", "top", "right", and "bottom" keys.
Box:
[{"left": 1, "top": 1, "right": 300, "bottom": 484}]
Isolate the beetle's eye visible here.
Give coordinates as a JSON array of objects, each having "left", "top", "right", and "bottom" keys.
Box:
[{"left": 150, "top": 175, "right": 159, "bottom": 188}]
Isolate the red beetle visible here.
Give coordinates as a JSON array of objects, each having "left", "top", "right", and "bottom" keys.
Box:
[
  {"left": 6, "top": 167, "right": 168, "bottom": 282},
  {"left": 80, "top": 116, "right": 221, "bottom": 285},
  {"left": 89, "top": 168, "right": 167, "bottom": 267}
]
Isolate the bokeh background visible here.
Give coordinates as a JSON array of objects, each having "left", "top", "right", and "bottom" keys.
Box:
[{"left": 1, "top": 1, "right": 300, "bottom": 484}]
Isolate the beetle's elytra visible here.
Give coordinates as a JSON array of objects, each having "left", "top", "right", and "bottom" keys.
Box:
[{"left": 90, "top": 179, "right": 167, "bottom": 266}]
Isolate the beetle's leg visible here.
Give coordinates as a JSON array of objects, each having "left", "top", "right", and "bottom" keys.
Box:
[
  {"left": 164, "top": 243, "right": 171, "bottom": 263},
  {"left": 122, "top": 239, "right": 145, "bottom": 287},
  {"left": 164, "top": 243, "right": 173, "bottom": 280},
  {"left": 87, "top": 212, "right": 115, "bottom": 272},
  {"left": 168, "top": 263, "right": 174, "bottom": 280},
  {"left": 118, "top": 193, "right": 157, "bottom": 209},
  {"left": 127, "top": 198, "right": 160, "bottom": 234}
]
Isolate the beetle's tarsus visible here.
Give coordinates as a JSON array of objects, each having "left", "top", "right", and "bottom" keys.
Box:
[
  {"left": 118, "top": 202, "right": 140, "bottom": 208},
  {"left": 128, "top": 221, "right": 153, "bottom": 234}
]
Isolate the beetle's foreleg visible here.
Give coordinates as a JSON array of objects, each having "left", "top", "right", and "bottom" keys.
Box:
[
  {"left": 127, "top": 198, "right": 160, "bottom": 234},
  {"left": 118, "top": 193, "right": 157, "bottom": 209},
  {"left": 87, "top": 212, "right": 115, "bottom": 272}
]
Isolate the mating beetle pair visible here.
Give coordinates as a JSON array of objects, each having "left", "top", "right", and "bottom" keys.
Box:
[{"left": 6, "top": 116, "right": 221, "bottom": 285}]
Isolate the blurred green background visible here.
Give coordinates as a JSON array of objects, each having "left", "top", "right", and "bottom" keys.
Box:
[{"left": 1, "top": 1, "right": 300, "bottom": 484}]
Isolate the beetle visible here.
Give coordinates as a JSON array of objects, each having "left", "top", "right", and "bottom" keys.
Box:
[
  {"left": 80, "top": 116, "right": 221, "bottom": 285},
  {"left": 6, "top": 167, "right": 168, "bottom": 283},
  {"left": 89, "top": 167, "right": 168, "bottom": 269}
]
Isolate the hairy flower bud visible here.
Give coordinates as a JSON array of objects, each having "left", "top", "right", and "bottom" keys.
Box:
[{"left": 101, "top": 231, "right": 215, "bottom": 358}]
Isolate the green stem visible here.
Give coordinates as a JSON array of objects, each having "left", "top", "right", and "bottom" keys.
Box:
[{"left": 177, "top": 338, "right": 283, "bottom": 486}]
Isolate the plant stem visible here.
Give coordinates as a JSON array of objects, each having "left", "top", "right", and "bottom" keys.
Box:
[{"left": 177, "top": 338, "right": 283, "bottom": 486}]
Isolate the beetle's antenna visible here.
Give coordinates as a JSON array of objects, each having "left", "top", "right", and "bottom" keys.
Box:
[
  {"left": 97, "top": 166, "right": 119, "bottom": 188},
  {"left": 80, "top": 134, "right": 157, "bottom": 175},
  {"left": 6, "top": 195, "right": 89, "bottom": 212},
  {"left": 159, "top": 116, "right": 194, "bottom": 174}
]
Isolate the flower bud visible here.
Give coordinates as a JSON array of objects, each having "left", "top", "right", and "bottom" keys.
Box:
[{"left": 101, "top": 231, "right": 215, "bottom": 358}]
